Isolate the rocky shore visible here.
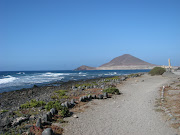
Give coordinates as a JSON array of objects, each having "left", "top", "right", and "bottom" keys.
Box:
[{"left": 0, "top": 73, "right": 143, "bottom": 135}]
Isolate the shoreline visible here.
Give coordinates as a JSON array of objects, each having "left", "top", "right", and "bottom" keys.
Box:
[{"left": 1, "top": 73, "right": 145, "bottom": 134}]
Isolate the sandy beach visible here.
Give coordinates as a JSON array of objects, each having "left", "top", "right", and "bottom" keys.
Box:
[{"left": 63, "top": 74, "right": 179, "bottom": 135}]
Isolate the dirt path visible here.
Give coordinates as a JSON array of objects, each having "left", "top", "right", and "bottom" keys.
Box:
[{"left": 63, "top": 74, "right": 177, "bottom": 135}]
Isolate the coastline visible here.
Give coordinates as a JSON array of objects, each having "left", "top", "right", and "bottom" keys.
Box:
[
  {"left": 1, "top": 72, "right": 179, "bottom": 134},
  {"left": 0, "top": 73, "right": 140, "bottom": 134}
]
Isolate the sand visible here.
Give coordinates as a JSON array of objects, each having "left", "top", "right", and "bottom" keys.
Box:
[{"left": 63, "top": 74, "right": 178, "bottom": 135}]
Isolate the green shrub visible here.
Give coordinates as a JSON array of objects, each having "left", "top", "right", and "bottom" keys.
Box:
[
  {"left": 20, "top": 99, "right": 46, "bottom": 109},
  {"left": 149, "top": 67, "right": 166, "bottom": 76},
  {"left": 103, "top": 87, "right": 120, "bottom": 95},
  {"left": 0, "top": 110, "right": 8, "bottom": 113},
  {"left": 51, "top": 90, "right": 69, "bottom": 100},
  {"left": 45, "top": 101, "right": 69, "bottom": 117},
  {"left": 58, "top": 107, "right": 70, "bottom": 117}
]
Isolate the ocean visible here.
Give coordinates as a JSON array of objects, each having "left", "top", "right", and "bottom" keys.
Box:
[{"left": 0, "top": 70, "right": 150, "bottom": 93}]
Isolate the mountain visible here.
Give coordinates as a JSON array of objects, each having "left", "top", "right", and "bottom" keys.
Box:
[
  {"left": 74, "top": 65, "right": 96, "bottom": 71},
  {"left": 100, "top": 54, "right": 154, "bottom": 67},
  {"left": 75, "top": 54, "right": 156, "bottom": 70}
]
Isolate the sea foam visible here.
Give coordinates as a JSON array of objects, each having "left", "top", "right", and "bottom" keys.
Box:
[{"left": 0, "top": 75, "right": 18, "bottom": 84}]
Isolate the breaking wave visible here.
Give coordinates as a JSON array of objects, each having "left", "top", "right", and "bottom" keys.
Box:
[{"left": 0, "top": 75, "right": 18, "bottom": 84}]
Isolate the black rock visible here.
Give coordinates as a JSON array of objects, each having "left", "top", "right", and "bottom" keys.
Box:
[
  {"left": 92, "top": 95, "right": 96, "bottom": 99},
  {"left": 103, "top": 92, "right": 108, "bottom": 98},
  {"left": 98, "top": 94, "right": 103, "bottom": 99},
  {"left": 79, "top": 97, "right": 83, "bottom": 102},
  {"left": 36, "top": 118, "right": 42, "bottom": 128},
  {"left": 50, "top": 108, "right": 56, "bottom": 116},
  {"left": 42, "top": 128, "right": 54, "bottom": 135},
  {"left": 47, "top": 112, "right": 52, "bottom": 122}
]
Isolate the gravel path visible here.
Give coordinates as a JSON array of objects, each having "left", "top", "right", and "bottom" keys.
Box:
[{"left": 63, "top": 74, "right": 177, "bottom": 135}]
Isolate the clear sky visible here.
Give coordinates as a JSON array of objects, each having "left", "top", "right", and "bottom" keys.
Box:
[{"left": 0, "top": 0, "right": 180, "bottom": 71}]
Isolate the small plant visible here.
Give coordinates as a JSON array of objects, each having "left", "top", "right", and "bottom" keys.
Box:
[
  {"left": 51, "top": 90, "right": 69, "bottom": 100},
  {"left": 45, "top": 101, "right": 63, "bottom": 111},
  {"left": 58, "top": 107, "right": 70, "bottom": 117},
  {"left": 45, "top": 101, "right": 69, "bottom": 117},
  {"left": 103, "top": 87, "right": 120, "bottom": 95},
  {"left": 0, "top": 110, "right": 8, "bottom": 113},
  {"left": 20, "top": 99, "right": 46, "bottom": 109},
  {"left": 149, "top": 67, "right": 166, "bottom": 76}
]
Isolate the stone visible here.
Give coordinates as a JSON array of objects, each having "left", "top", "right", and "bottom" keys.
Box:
[
  {"left": 42, "top": 114, "right": 48, "bottom": 122},
  {"left": 50, "top": 108, "right": 56, "bottom": 116},
  {"left": 61, "top": 103, "right": 65, "bottom": 107},
  {"left": 36, "top": 118, "right": 42, "bottom": 128},
  {"left": 71, "top": 99, "right": 75, "bottom": 105},
  {"left": 103, "top": 92, "right": 108, "bottom": 98},
  {"left": 42, "top": 128, "right": 54, "bottom": 135},
  {"left": 73, "top": 115, "right": 78, "bottom": 118},
  {"left": 47, "top": 112, "right": 52, "bottom": 121},
  {"left": 64, "top": 101, "right": 69, "bottom": 108},
  {"left": 92, "top": 95, "right": 96, "bottom": 99},
  {"left": 87, "top": 95, "right": 92, "bottom": 100},
  {"left": 12, "top": 116, "right": 29, "bottom": 127},
  {"left": 79, "top": 97, "right": 83, "bottom": 102},
  {"left": 98, "top": 94, "right": 103, "bottom": 99}
]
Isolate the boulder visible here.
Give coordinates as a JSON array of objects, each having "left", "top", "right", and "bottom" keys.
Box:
[
  {"left": 50, "top": 108, "right": 56, "bottom": 116},
  {"left": 79, "top": 97, "right": 83, "bottom": 102},
  {"left": 64, "top": 101, "right": 69, "bottom": 108},
  {"left": 61, "top": 103, "right": 65, "bottom": 107},
  {"left": 92, "top": 95, "right": 96, "bottom": 99},
  {"left": 98, "top": 94, "right": 103, "bottom": 99},
  {"left": 71, "top": 99, "right": 75, "bottom": 105},
  {"left": 103, "top": 92, "right": 108, "bottom": 98},
  {"left": 12, "top": 116, "right": 29, "bottom": 127},
  {"left": 42, "top": 114, "right": 48, "bottom": 122},
  {"left": 87, "top": 95, "right": 92, "bottom": 100},
  {"left": 47, "top": 112, "right": 52, "bottom": 121},
  {"left": 42, "top": 128, "right": 54, "bottom": 135},
  {"left": 36, "top": 118, "right": 42, "bottom": 129}
]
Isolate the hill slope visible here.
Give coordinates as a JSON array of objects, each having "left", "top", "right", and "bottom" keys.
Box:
[
  {"left": 100, "top": 54, "right": 154, "bottom": 67},
  {"left": 75, "top": 54, "right": 156, "bottom": 70}
]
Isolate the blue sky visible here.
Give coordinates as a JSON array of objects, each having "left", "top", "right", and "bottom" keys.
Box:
[{"left": 0, "top": 0, "right": 180, "bottom": 71}]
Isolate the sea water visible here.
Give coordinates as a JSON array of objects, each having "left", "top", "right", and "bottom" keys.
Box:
[{"left": 0, "top": 70, "right": 150, "bottom": 93}]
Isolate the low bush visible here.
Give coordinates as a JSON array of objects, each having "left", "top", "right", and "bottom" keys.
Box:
[
  {"left": 0, "top": 110, "right": 8, "bottom": 113},
  {"left": 45, "top": 101, "right": 62, "bottom": 111},
  {"left": 103, "top": 87, "right": 120, "bottom": 95},
  {"left": 149, "top": 67, "right": 166, "bottom": 76},
  {"left": 45, "top": 101, "right": 69, "bottom": 117},
  {"left": 58, "top": 107, "right": 70, "bottom": 117},
  {"left": 51, "top": 90, "right": 69, "bottom": 100},
  {"left": 20, "top": 99, "right": 46, "bottom": 109}
]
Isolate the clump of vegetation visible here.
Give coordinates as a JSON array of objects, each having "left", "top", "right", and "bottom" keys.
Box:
[
  {"left": 58, "top": 107, "right": 70, "bottom": 117},
  {"left": 20, "top": 99, "right": 46, "bottom": 109},
  {"left": 45, "top": 101, "right": 62, "bottom": 111},
  {"left": 149, "top": 67, "right": 166, "bottom": 76},
  {"left": 127, "top": 73, "right": 139, "bottom": 78},
  {"left": 0, "top": 110, "right": 8, "bottom": 113},
  {"left": 45, "top": 101, "right": 69, "bottom": 117},
  {"left": 51, "top": 90, "right": 69, "bottom": 100},
  {"left": 103, "top": 87, "right": 120, "bottom": 95}
]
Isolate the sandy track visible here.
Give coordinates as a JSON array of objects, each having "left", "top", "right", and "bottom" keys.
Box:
[{"left": 63, "top": 74, "right": 177, "bottom": 135}]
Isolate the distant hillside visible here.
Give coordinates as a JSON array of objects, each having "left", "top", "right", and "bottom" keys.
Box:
[
  {"left": 74, "top": 65, "right": 96, "bottom": 71},
  {"left": 75, "top": 54, "right": 156, "bottom": 70},
  {"left": 100, "top": 54, "right": 154, "bottom": 67}
]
